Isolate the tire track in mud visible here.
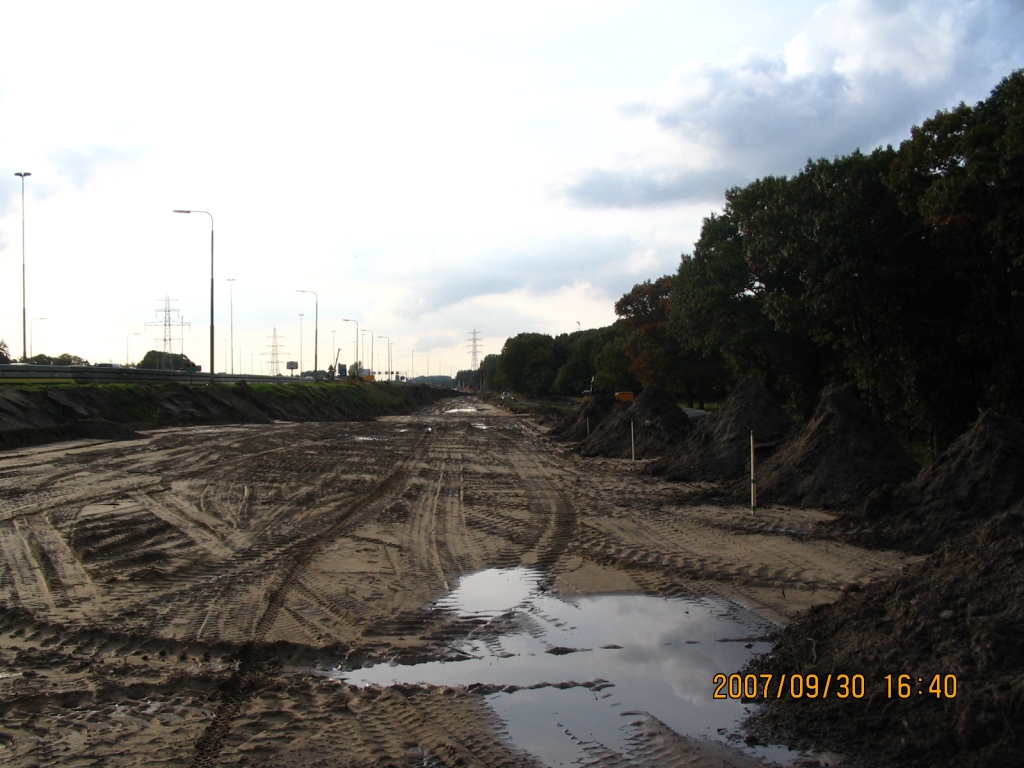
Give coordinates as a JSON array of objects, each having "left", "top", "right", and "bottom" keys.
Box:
[
  {"left": 0, "top": 518, "right": 57, "bottom": 612},
  {"left": 187, "top": 431, "right": 430, "bottom": 768},
  {"left": 502, "top": 438, "right": 579, "bottom": 573}
]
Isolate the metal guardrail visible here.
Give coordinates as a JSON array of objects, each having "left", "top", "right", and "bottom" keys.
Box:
[{"left": 0, "top": 364, "right": 334, "bottom": 386}]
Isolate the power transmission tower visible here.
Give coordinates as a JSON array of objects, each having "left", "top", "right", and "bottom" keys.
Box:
[
  {"left": 145, "top": 295, "right": 182, "bottom": 370},
  {"left": 467, "top": 328, "right": 482, "bottom": 370},
  {"left": 263, "top": 327, "right": 284, "bottom": 376}
]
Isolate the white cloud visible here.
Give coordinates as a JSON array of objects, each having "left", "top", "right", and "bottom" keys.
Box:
[{"left": 565, "top": 0, "right": 1024, "bottom": 208}]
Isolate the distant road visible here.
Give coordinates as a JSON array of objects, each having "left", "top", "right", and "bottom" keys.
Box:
[{"left": 0, "top": 363, "right": 326, "bottom": 386}]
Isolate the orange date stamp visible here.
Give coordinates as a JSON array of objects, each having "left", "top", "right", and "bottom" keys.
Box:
[{"left": 713, "top": 673, "right": 958, "bottom": 700}]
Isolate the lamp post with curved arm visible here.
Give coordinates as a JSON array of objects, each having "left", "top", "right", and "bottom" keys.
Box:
[
  {"left": 361, "top": 329, "right": 373, "bottom": 380},
  {"left": 126, "top": 332, "right": 140, "bottom": 366},
  {"left": 377, "top": 335, "right": 390, "bottom": 381},
  {"left": 296, "top": 289, "right": 318, "bottom": 377},
  {"left": 15, "top": 172, "right": 31, "bottom": 362},
  {"left": 228, "top": 278, "right": 235, "bottom": 374},
  {"left": 173, "top": 209, "right": 214, "bottom": 383}
]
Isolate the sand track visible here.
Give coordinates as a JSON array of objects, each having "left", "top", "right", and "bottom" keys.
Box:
[{"left": 0, "top": 398, "right": 915, "bottom": 767}]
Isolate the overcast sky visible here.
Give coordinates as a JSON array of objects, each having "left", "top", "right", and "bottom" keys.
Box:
[{"left": 2, "top": 0, "right": 1022, "bottom": 375}]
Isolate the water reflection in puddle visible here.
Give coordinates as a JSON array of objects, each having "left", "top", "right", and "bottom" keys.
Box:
[{"left": 340, "top": 567, "right": 810, "bottom": 767}]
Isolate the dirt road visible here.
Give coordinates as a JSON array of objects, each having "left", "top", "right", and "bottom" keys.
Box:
[{"left": 0, "top": 399, "right": 913, "bottom": 766}]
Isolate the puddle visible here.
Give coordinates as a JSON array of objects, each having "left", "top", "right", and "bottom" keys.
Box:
[
  {"left": 339, "top": 567, "right": 813, "bottom": 767},
  {"left": 444, "top": 407, "right": 479, "bottom": 413}
]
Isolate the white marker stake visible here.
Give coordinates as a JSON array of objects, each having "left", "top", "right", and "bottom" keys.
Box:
[{"left": 750, "top": 431, "right": 757, "bottom": 514}]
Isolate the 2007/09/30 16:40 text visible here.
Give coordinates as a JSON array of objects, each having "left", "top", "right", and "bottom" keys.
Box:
[{"left": 713, "top": 673, "right": 958, "bottom": 700}]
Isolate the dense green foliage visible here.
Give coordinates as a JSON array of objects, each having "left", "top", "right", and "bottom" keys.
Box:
[
  {"left": 481, "top": 71, "right": 1024, "bottom": 448},
  {"left": 26, "top": 352, "right": 91, "bottom": 366},
  {"left": 138, "top": 349, "right": 198, "bottom": 371},
  {"left": 672, "top": 70, "right": 1024, "bottom": 446}
]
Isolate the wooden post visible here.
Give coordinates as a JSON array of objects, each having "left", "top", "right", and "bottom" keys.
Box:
[
  {"left": 750, "top": 430, "right": 757, "bottom": 514},
  {"left": 631, "top": 419, "right": 635, "bottom": 461}
]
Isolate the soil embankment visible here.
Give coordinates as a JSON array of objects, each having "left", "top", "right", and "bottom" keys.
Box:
[
  {"left": 754, "top": 383, "right": 920, "bottom": 509},
  {"left": 575, "top": 385, "right": 691, "bottom": 459},
  {"left": 652, "top": 378, "right": 797, "bottom": 482},
  {"left": 0, "top": 381, "right": 454, "bottom": 450},
  {"left": 745, "top": 410, "right": 1024, "bottom": 767}
]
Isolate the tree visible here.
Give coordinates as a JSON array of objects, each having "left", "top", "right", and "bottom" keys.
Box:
[
  {"left": 553, "top": 328, "right": 608, "bottom": 395},
  {"left": 0, "top": 340, "right": 10, "bottom": 364},
  {"left": 25, "top": 352, "right": 90, "bottom": 366},
  {"left": 614, "top": 275, "right": 724, "bottom": 401},
  {"left": 138, "top": 350, "right": 198, "bottom": 371},
  {"left": 496, "top": 333, "right": 567, "bottom": 397},
  {"left": 479, "top": 353, "right": 502, "bottom": 392},
  {"left": 592, "top": 325, "right": 642, "bottom": 394},
  {"left": 885, "top": 69, "right": 1024, "bottom": 443}
]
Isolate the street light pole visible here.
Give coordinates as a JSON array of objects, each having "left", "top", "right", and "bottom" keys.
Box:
[
  {"left": 296, "top": 289, "right": 318, "bottom": 377},
  {"left": 15, "top": 172, "right": 31, "bottom": 362},
  {"left": 342, "top": 319, "right": 358, "bottom": 376},
  {"left": 299, "top": 313, "right": 304, "bottom": 374},
  {"left": 361, "top": 330, "right": 373, "bottom": 379},
  {"left": 126, "top": 332, "right": 140, "bottom": 366},
  {"left": 228, "top": 278, "right": 235, "bottom": 374},
  {"left": 377, "top": 335, "right": 390, "bottom": 381},
  {"left": 172, "top": 210, "right": 214, "bottom": 383}
]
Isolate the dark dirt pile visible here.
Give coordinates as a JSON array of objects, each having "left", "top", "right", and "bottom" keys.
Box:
[
  {"left": 846, "top": 412, "right": 1024, "bottom": 554},
  {"left": 746, "top": 506, "right": 1024, "bottom": 768},
  {"left": 0, "top": 382, "right": 455, "bottom": 450},
  {"left": 651, "top": 378, "right": 797, "bottom": 481},
  {"left": 576, "top": 386, "right": 691, "bottom": 459},
  {"left": 754, "top": 384, "right": 920, "bottom": 510},
  {"left": 548, "top": 393, "right": 621, "bottom": 442}
]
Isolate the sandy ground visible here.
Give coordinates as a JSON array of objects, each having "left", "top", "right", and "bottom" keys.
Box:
[{"left": 0, "top": 399, "right": 915, "bottom": 767}]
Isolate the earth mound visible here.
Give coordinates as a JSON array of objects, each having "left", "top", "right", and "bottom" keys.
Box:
[
  {"left": 0, "top": 382, "right": 455, "bottom": 450},
  {"left": 576, "top": 386, "right": 690, "bottom": 459},
  {"left": 548, "top": 393, "right": 620, "bottom": 442},
  {"left": 746, "top": 506, "right": 1024, "bottom": 768},
  {"left": 651, "top": 378, "right": 797, "bottom": 481},
  {"left": 849, "top": 411, "right": 1024, "bottom": 554},
  {"left": 755, "top": 384, "right": 919, "bottom": 509}
]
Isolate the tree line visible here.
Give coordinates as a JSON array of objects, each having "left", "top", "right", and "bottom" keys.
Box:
[{"left": 473, "top": 70, "right": 1024, "bottom": 451}]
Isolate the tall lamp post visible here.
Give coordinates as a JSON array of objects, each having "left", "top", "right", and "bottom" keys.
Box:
[
  {"left": 15, "top": 172, "right": 31, "bottom": 362},
  {"left": 361, "top": 330, "right": 374, "bottom": 379},
  {"left": 30, "top": 317, "right": 46, "bottom": 359},
  {"left": 296, "top": 289, "right": 318, "bottom": 377},
  {"left": 342, "top": 318, "right": 358, "bottom": 376},
  {"left": 377, "top": 335, "right": 390, "bottom": 381},
  {"left": 172, "top": 209, "right": 214, "bottom": 383},
  {"left": 126, "top": 332, "right": 140, "bottom": 366},
  {"left": 227, "top": 278, "right": 235, "bottom": 374}
]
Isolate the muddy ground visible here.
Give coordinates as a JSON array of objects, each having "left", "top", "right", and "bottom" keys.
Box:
[{"left": 0, "top": 398, "right": 915, "bottom": 767}]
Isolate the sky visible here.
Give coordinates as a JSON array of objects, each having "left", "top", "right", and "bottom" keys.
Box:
[{"left": 1, "top": 0, "right": 1022, "bottom": 376}]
